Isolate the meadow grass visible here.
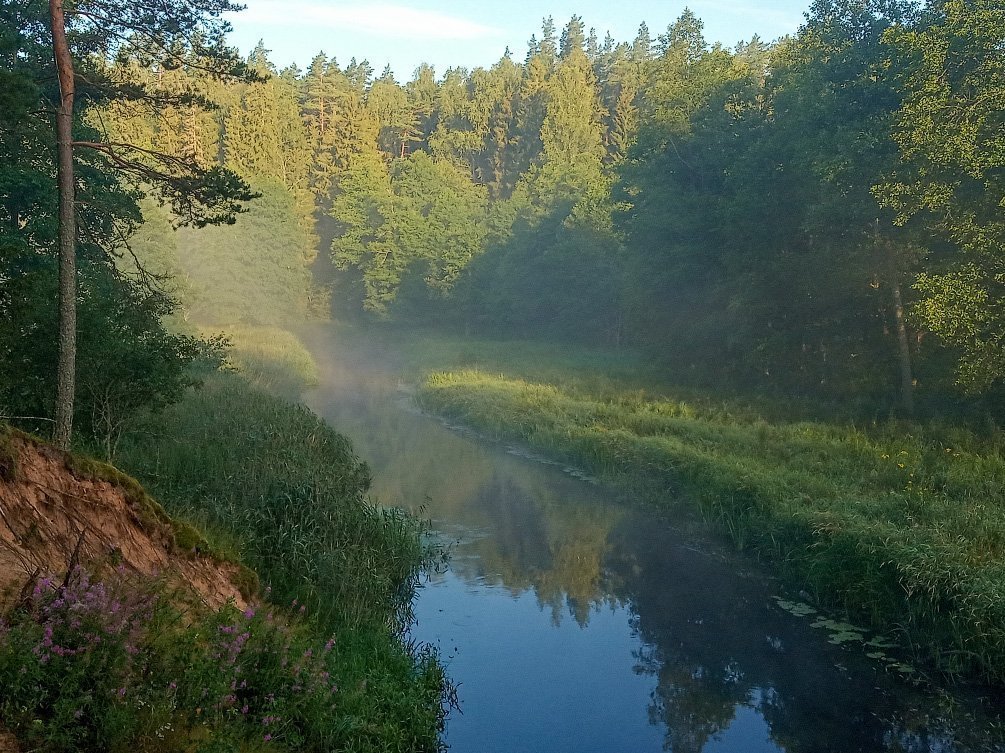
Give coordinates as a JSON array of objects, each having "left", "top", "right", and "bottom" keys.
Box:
[
  {"left": 416, "top": 367, "right": 1005, "bottom": 684},
  {"left": 389, "top": 328, "right": 659, "bottom": 393},
  {"left": 200, "top": 324, "right": 321, "bottom": 397}
]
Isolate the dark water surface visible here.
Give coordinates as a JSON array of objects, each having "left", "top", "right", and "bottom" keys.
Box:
[{"left": 301, "top": 329, "right": 1003, "bottom": 753}]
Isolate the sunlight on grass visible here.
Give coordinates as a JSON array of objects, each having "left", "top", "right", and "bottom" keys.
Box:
[
  {"left": 201, "top": 325, "right": 320, "bottom": 396},
  {"left": 417, "top": 368, "right": 1005, "bottom": 683}
]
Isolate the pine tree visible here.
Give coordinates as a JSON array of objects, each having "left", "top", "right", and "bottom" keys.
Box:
[
  {"left": 41, "top": 0, "right": 255, "bottom": 447},
  {"left": 559, "top": 16, "right": 586, "bottom": 59},
  {"left": 540, "top": 17, "right": 558, "bottom": 68}
]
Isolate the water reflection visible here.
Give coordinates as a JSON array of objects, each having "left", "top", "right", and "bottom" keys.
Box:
[{"left": 300, "top": 328, "right": 1003, "bottom": 753}]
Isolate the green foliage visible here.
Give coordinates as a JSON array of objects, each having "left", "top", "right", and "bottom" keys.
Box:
[
  {"left": 172, "top": 180, "right": 318, "bottom": 327},
  {"left": 876, "top": 0, "right": 1005, "bottom": 389},
  {"left": 16, "top": 0, "right": 261, "bottom": 231},
  {"left": 914, "top": 262, "right": 1005, "bottom": 391},
  {"left": 616, "top": 1, "right": 923, "bottom": 405},
  {"left": 0, "top": 241, "right": 218, "bottom": 456},
  {"left": 330, "top": 149, "right": 488, "bottom": 315},
  {"left": 0, "top": 569, "right": 444, "bottom": 753}
]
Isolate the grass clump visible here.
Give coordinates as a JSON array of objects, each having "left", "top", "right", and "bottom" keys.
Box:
[
  {"left": 208, "top": 325, "right": 320, "bottom": 397},
  {"left": 417, "top": 369, "right": 1005, "bottom": 684}
]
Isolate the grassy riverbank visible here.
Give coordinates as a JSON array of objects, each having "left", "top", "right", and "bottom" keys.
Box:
[
  {"left": 111, "top": 368, "right": 446, "bottom": 750},
  {"left": 409, "top": 339, "right": 1005, "bottom": 684},
  {"left": 0, "top": 325, "right": 446, "bottom": 752}
]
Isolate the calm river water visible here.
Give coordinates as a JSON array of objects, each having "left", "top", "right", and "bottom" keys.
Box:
[{"left": 301, "top": 329, "right": 1003, "bottom": 753}]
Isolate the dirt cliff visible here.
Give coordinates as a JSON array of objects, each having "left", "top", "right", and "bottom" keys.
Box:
[{"left": 0, "top": 429, "right": 253, "bottom": 611}]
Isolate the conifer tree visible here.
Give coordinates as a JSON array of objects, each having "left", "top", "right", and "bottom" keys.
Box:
[
  {"left": 560, "top": 16, "right": 586, "bottom": 59},
  {"left": 42, "top": 0, "right": 255, "bottom": 447}
]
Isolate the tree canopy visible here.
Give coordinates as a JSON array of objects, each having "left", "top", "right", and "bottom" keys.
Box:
[{"left": 5, "top": 3, "right": 1005, "bottom": 440}]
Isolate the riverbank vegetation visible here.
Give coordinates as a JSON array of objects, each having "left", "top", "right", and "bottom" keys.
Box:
[
  {"left": 414, "top": 355, "right": 1005, "bottom": 683},
  {"left": 112, "top": 373, "right": 447, "bottom": 749},
  {"left": 1, "top": 0, "right": 1002, "bottom": 740},
  {"left": 0, "top": 353, "right": 448, "bottom": 751},
  {"left": 0, "top": 1, "right": 446, "bottom": 748},
  {"left": 0, "top": 420, "right": 445, "bottom": 753}
]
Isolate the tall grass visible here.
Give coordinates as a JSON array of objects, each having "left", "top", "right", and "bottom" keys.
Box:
[
  {"left": 418, "top": 369, "right": 1005, "bottom": 684},
  {"left": 117, "top": 372, "right": 426, "bottom": 632},
  {"left": 114, "top": 372, "right": 446, "bottom": 748}
]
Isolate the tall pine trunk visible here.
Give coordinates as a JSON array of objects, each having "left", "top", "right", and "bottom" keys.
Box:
[{"left": 50, "top": 0, "right": 76, "bottom": 449}]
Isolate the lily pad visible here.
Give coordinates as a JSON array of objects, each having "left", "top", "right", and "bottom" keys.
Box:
[{"left": 773, "top": 597, "right": 818, "bottom": 617}]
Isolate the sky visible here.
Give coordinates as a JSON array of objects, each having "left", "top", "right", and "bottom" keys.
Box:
[{"left": 223, "top": 0, "right": 810, "bottom": 80}]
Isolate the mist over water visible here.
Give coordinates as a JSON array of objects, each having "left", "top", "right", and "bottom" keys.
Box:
[{"left": 299, "top": 325, "right": 1004, "bottom": 753}]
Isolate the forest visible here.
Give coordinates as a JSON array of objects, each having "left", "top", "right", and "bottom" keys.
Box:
[
  {"left": 5, "top": 0, "right": 1004, "bottom": 434},
  {"left": 1, "top": 0, "right": 1005, "bottom": 749}
]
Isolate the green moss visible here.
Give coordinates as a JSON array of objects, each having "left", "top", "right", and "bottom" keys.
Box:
[
  {"left": 171, "top": 519, "right": 207, "bottom": 554},
  {"left": 231, "top": 564, "right": 260, "bottom": 601},
  {"left": 66, "top": 454, "right": 176, "bottom": 535}
]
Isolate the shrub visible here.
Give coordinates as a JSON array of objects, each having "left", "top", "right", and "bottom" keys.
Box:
[{"left": 0, "top": 569, "right": 444, "bottom": 753}]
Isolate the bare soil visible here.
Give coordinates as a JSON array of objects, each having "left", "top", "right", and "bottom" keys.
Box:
[{"left": 0, "top": 436, "right": 248, "bottom": 610}]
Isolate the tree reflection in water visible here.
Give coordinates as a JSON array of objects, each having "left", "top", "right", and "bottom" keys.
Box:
[{"left": 300, "top": 326, "right": 1004, "bottom": 753}]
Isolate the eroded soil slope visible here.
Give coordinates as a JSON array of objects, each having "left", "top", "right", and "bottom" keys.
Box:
[{"left": 0, "top": 432, "right": 250, "bottom": 610}]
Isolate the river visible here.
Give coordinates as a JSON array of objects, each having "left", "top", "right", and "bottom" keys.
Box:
[{"left": 300, "top": 328, "right": 1003, "bottom": 753}]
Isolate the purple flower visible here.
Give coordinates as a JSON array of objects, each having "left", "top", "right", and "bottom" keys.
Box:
[{"left": 263, "top": 734, "right": 272, "bottom": 742}]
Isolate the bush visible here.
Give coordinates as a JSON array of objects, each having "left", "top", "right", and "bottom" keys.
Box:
[{"left": 0, "top": 569, "right": 445, "bottom": 753}]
